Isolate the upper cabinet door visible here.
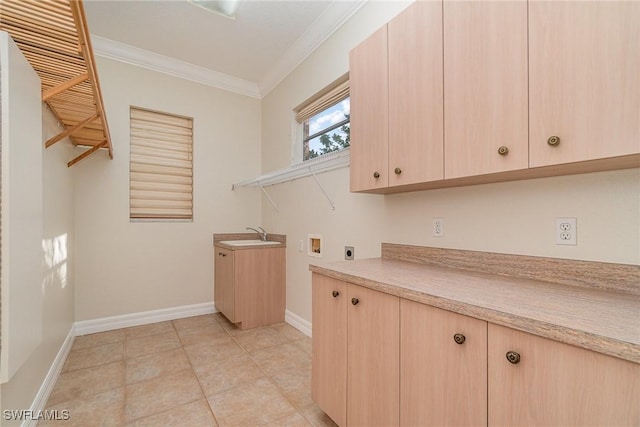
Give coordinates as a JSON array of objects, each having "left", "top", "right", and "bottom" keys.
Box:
[
  {"left": 388, "top": 1, "right": 444, "bottom": 187},
  {"left": 349, "top": 25, "right": 389, "bottom": 192},
  {"left": 529, "top": 1, "right": 640, "bottom": 167},
  {"left": 444, "top": 0, "right": 529, "bottom": 179}
]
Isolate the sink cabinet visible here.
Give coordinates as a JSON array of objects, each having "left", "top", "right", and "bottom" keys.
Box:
[{"left": 214, "top": 245, "right": 285, "bottom": 330}]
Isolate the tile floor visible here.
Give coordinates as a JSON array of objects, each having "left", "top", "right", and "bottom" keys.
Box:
[{"left": 40, "top": 313, "right": 338, "bottom": 427}]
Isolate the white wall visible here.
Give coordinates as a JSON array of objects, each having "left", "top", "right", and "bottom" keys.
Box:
[
  {"left": 73, "top": 58, "right": 262, "bottom": 321},
  {"left": 1, "top": 107, "right": 76, "bottom": 425},
  {"left": 261, "top": 1, "right": 640, "bottom": 323}
]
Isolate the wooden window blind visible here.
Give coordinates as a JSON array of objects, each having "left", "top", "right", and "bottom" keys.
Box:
[
  {"left": 294, "top": 74, "right": 349, "bottom": 123},
  {"left": 130, "top": 107, "right": 193, "bottom": 220}
]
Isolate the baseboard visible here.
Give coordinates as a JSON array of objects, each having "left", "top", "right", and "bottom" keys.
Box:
[
  {"left": 285, "top": 309, "right": 311, "bottom": 337},
  {"left": 22, "top": 325, "right": 75, "bottom": 427},
  {"left": 75, "top": 302, "right": 217, "bottom": 336}
]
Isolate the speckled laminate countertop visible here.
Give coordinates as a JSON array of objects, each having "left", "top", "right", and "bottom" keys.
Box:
[{"left": 310, "top": 256, "right": 640, "bottom": 364}]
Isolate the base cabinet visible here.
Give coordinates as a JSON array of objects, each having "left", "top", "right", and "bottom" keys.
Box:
[
  {"left": 214, "top": 246, "right": 285, "bottom": 330},
  {"left": 312, "top": 273, "right": 640, "bottom": 426},
  {"left": 400, "top": 300, "right": 487, "bottom": 427},
  {"left": 488, "top": 323, "right": 640, "bottom": 426},
  {"left": 311, "top": 274, "right": 399, "bottom": 427}
]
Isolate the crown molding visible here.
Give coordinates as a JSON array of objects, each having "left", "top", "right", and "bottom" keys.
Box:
[
  {"left": 258, "top": 0, "right": 367, "bottom": 97},
  {"left": 90, "top": 0, "right": 366, "bottom": 100},
  {"left": 91, "top": 35, "right": 261, "bottom": 99}
]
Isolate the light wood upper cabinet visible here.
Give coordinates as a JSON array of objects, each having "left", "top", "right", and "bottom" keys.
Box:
[
  {"left": 347, "top": 283, "right": 399, "bottom": 427},
  {"left": 488, "top": 323, "right": 640, "bottom": 426},
  {"left": 311, "top": 274, "right": 347, "bottom": 427},
  {"left": 400, "top": 300, "right": 487, "bottom": 427},
  {"left": 349, "top": 25, "right": 388, "bottom": 192},
  {"left": 214, "top": 246, "right": 285, "bottom": 330},
  {"left": 529, "top": 1, "right": 640, "bottom": 167},
  {"left": 388, "top": 1, "right": 444, "bottom": 186},
  {"left": 444, "top": 0, "right": 529, "bottom": 179}
]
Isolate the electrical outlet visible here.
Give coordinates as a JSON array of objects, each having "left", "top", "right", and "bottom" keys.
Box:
[
  {"left": 345, "top": 246, "right": 354, "bottom": 260},
  {"left": 432, "top": 218, "right": 444, "bottom": 237},
  {"left": 555, "top": 218, "right": 577, "bottom": 245}
]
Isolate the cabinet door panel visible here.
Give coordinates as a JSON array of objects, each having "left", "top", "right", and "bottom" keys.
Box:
[
  {"left": 529, "top": 1, "right": 640, "bottom": 166},
  {"left": 214, "top": 247, "right": 235, "bottom": 322},
  {"left": 444, "top": 0, "right": 528, "bottom": 178},
  {"left": 347, "top": 284, "right": 399, "bottom": 427},
  {"left": 388, "top": 1, "right": 443, "bottom": 187},
  {"left": 488, "top": 323, "right": 640, "bottom": 426},
  {"left": 349, "top": 25, "right": 389, "bottom": 192},
  {"left": 400, "top": 300, "right": 487, "bottom": 427},
  {"left": 311, "top": 274, "right": 347, "bottom": 427}
]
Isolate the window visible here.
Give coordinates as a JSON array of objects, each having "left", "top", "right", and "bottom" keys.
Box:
[
  {"left": 295, "top": 75, "right": 350, "bottom": 161},
  {"left": 129, "top": 107, "right": 193, "bottom": 220}
]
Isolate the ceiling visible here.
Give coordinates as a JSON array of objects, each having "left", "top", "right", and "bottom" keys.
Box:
[{"left": 83, "top": 0, "right": 365, "bottom": 97}]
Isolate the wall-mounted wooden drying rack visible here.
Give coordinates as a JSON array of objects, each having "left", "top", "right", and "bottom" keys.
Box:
[{"left": 0, "top": 0, "right": 113, "bottom": 167}]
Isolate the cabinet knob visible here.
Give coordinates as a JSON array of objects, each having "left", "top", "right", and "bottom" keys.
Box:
[
  {"left": 506, "top": 351, "right": 521, "bottom": 364},
  {"left": 394, "top": 167, "right": 402, "bottom": 175},
  {"left": 547, "top": 136, "right": 560, "bottom": 146},
  {"left": 373, "top": 171, "right": 380, "bottom": 179},
  {"left": 453, "top": 333, "right": 466, "bottom": 345},
  {"left": 332, "top": 290, "right": 340, "bottom": 298},
  {"left": 498, "top": 146, "right": 509, "bottom": 156},
  {"left": 351, "top": 297, "right": 359, "bottom": 306},
  {"left": 218, "top": 252, "right": 227, "bottom": 257}
]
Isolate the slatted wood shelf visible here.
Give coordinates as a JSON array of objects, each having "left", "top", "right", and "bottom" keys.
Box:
[{"left": 0, "top": 0, "right": 113, "bottom": 166}]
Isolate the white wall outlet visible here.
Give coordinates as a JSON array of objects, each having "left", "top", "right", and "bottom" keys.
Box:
[
  {"left": 432, "top": 218, "right": 444, "bottom": 237},
  {"left": 555, "top": 218, "right": 577, "bottom": 245}
]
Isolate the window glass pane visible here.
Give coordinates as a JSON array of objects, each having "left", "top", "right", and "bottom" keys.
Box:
[{"left": 304, "top": 97, "right": 350, "bottom": 161}]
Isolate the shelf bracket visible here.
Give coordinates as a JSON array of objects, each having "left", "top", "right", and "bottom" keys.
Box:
[
  {"left": 310, "top": 167, "right": 336, "bottom": 211},
  {"left": 258, "top": 184, "right": 279, "bottom": 213}
]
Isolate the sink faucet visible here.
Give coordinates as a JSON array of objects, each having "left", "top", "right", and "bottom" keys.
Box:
[{"left": 246, "top": 226, "right": 268, "bottom": 241}]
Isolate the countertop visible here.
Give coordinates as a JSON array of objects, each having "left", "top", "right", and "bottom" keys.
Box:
[{"left": 310, "top": 255, "right": 640, "bottom": 364}]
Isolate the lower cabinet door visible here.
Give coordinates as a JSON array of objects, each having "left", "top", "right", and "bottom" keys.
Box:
[
  {"left": 347, "top": 284, "right": 400, "bottom": 427},
  {"left": 400, "top": 300, "right": 487, "bottom": 426},
  {"left": 488, "top": 323, "right": 640, "bottom": 426},
  {"left": 311, "top": 274, "right": 347, "bottom": 426},
  {"left": 213, "top": 247, "right": 235, "bottom": 322}
]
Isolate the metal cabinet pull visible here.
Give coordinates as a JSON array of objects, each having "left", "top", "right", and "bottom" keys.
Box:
[
  {"left": 218, "top": 252, "right": 227, "bottom": 257},
  {"left": 506, "top": 351, "right": 521, "bottom": 364},
  {"left": 547, "top": 136, "right": 560, "bottom": 146},
  {"left": 394, "top": 167, "right": 402, "bottom": 175},
  {"left": 498, "top": 146, "right": 509, "bottom": 156},
  {"left": 373, "top": 171, "right": 380, "bottom": 179},
  {"left": 351, "top": 297, "right": 359, "bottom": 306},
  {"left": 332, "top": 290, "right": 340, "bottom": 298},
  {"left": 453, "top": 333, "right": 466, "bottom": 345}
]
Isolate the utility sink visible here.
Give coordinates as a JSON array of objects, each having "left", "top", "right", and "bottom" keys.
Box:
[{"left": 219, "top": 240, "right": 281, "bottom": 246}]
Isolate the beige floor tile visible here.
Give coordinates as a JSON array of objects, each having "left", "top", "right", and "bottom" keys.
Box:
[
  {"left": 299, "top": 403, "right": 338, "bottom": 427},
  {"left": 207, "top": 377, "right": 296, "bottom": 426},
  {"left": 125, "top": 331, "right": 181, "bottom": 359},
  {"left": 271, "top": 366, "right": 313, "bottom": 409},
  {"left": 125, "top": 369, "right": 204, "bottom": 422},
  {"left": 47, "top": 361, "right": 125, "bottom": 407},
  {"left": 233, "top": 326, "right": 290, "bottom": 353},
  {"left": 263, "top": 411, "right": 312, "bottom": 427},
  {"left": 126, "top": 348, "right": 191, "bottom": 384},
  {"left": 126, "top": 399, "right": 217, "bottom": 427},
  {"left": 172, "top": 314, "right": 220, "bottom": 331},
  {"left": 183, "top": 336, "right": 245, "bottom": 368},
  {"left": 213, "top": 312, "right": 235, "bottom": 328},
  {"left": 250, "top": 342, "right": 311, "bottom": 376},
  {"left": 40, "top": 387, "right": 124, "bottom": 427},
  {"left": 272, "top": 322, "right": 308, "bottom": 341},
  {"left": 124, "top": 321, "right": 175, "bottom": 340},
  {"left": 194, "top": 353, "right": 265, "bottom": 397},
  {"left": 293, "top": 337, "right": 312, "bottom": 356},
  {"left": 63, "top": 342, "right": 124, "bottom": 373},
  {"left": 72, "top": 329, "right": 125, "bottom": 350},
  {"left": 176, "top": 322, "right": 227, "bottom": 346}
]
